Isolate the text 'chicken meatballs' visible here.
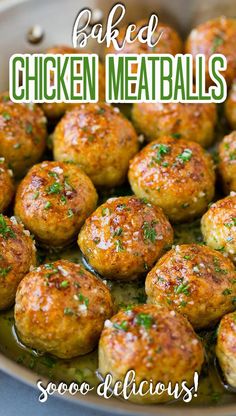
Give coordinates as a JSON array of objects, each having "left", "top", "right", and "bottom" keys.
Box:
[
  {"left": 14, "top": 161, "right": 98, "bottom": 248},
  {"left": 146, "top": 244, "right": 236, "bottom": 329},
  {"left": 132, "top": 102, "right": 217, "bottom": 148},
  {"left": 128, "top": 136, "right": 215, "bottom": 222},
  {"left": 52, "top": 103, "right": 139, "bottom": 187},
  {"left": 0, "top": 158, "right": 14, "bottom": 213},
  {"left": 0, "top": 92, "right": 47, "bottom": 177},
  {"left": 201, "top": 193, "right": 236, "bottom": 263},
  {"left": 78, "top": 196, "right": 173, "bottom": 281},
  {"left": 14, "top": 260, "right": 113, "bottom": 359},
  {"left": 0, "top": 215, "right": 36, "bottom": 310},
  {"left": 98, "top": 304, "right": 204, "bottom": 403}
]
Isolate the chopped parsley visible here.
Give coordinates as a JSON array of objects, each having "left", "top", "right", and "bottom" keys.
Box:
[
  {"left": 174, "top": 281, "right": 190, "bottom": 296},
  {"left": 46, "top": 182, "right": 63, "bottom": 194},
  {"left": 113, "top": 227, "right": 123, "bottom": 237},
  {"left": 60, "top": 280, "right": 69, "bottom": 289},
  {"left": 67, "top": 209, "right": 74, "bottom": 218},
  {"left": 222, "top": 288, "right": 232, "bottom": 296},
  {"left": 135, "top": 313, "right": 154, "bottom": 329},
  {"left": 64, "top": 307, "right": 74, "bottom": 315},
  {"left": 152, "top": 143, "right": 170, "bottom": 163},
  {"left": 25, "top": 122, "right": 33, "bottom": 134},
  {"left": 142, "top": 221, "right": 157, "bottom": 243},
  {"left": 113, "top": 321, "right": 128, "bottom": 331},
  {"left": 33, "top": 191, "right": 39, "bottom": 200},
  {"left": 102, "top": 207, "right": 110, "bottom": 216},
  {"left": 2, "top": 112, "right": 11, "bottom": 121},
  {"left": 0, "top": 266, "right": 12, "bottom": 277},
  {"left": 211, "top": 35, "right": 224, "bottom": 53},
  {"left": 44, "top": 201, "right": 52, "bottom": 210},
  {"left": 0, "top": 215, "right": 15, "bottom": 239},
  {"left": 177, "top": 149, "right": 192, "bottom": 162},
  {"left": 115, "top": 239, "right": 125, "bottom": 252}
]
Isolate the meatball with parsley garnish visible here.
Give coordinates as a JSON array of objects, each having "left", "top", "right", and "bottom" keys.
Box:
[
  {"left": 52, "top": 102, "right": 139, "bottom": 187},
  {"left": 225, "top": 81, "right": 236, "bottom": 129},
  {"left": 0, "top": 215, "right": 36, "bottom": 310},
  {"left": 216, "top": 311, "right": 236, "bottom": 388},
  {"left": 0, "top": 158, "right": 14, "bottom": 213},
  {"left": 41, "top": 45, "right": 105, "bottom": 121},
  {"left": 201, "top": 193, "right": 236, "bottom": 263},
  {"left": 14, "top": 161, "right": 97, "bottom": 248},
  {"left": 15, "top": 260, "right": 113, "bottom": 359},
  {"left": 98, "top": 304, "right": 204, "bottom": 403},
  {"left": 146, "top": 244, "right": 236, "bottom": 329},
  {"left": 132, "top": 102, "right": 217, "bottom": 148},
  {"left": 218, "top": 131, "right": 236, "bottom": 193},
  {"left": 128, "top": 136, "right": 215, "bottom": 222},
  {"left": 78, "top": 196, "right": 173, "bottom": 281},
  {"left": 0, "top": 92, "right": 47, "bottom": 177},
  {"left": 185, "top": 16, "right": 236, "bottom": 87}
]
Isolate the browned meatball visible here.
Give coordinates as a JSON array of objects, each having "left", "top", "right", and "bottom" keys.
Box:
[
  {"left": 132, "top": 102, "right": 217, "bottom": 148},
  {"left": 216, "top": 311, "right": 236, "bottom": 387},
  {"left": 0, "top": 92, "right": 47, "bottom": 177},
  {"left": 225, "top": 81, "right": 236, "bottom": 129},
  {"left": 14, "top": 161, "right": 97, "bottom": 248},
  {"left": 78, "top": 196, "right": 173, "bottom": 280},
  {"left": 99, "top": 304, "right": 204, "bottom": 403},
  {"left": 201, "top": 194, "right": 236, "bottom": 263},
  {"left": 0, "top": 215, "right": 36, "bottom": 310},
  {"left": 15, "top": 260, "right": 113, "bottom": 358},
  {"left": 128, "top": 136, "right": 215, "bottom": 222},
  {"left": 107, "top": 20, "right": 183, "bottom": 55},
  {"left": 0, "top": 158, "right": 14, "bottom": 213},
  {"left": 146, "top": 244, "right": 236, "bottom": 329},
  {"left": 185, "top": 17, "right": 236, "bottom": 87},
  {"left": 41, "top": 45, "right": 105, "bottom": 120},
  {"left": 53, "top": 103, "right": 139, "bottom": 187},
  {"left": 218, "top": 131, "right": 236, "bottom": 193}
]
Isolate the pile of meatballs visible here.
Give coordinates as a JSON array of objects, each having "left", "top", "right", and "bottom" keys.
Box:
[{"left": 1, "top": 15, "right": 236, "bottom": 405}]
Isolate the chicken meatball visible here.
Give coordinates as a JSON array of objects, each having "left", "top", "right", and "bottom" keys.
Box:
[
  {"left": 201, "top": 194, "right": 236, "bottom": 263},
  {"left": 78, "top": 196, "right": 173, "bottom": 280},
  {"left": 0, "top": 215, "right": 36, "bottom": 310},
  {"left": 0, "top": 92, "right": 47, "bottom": 177},
  {"left": 15, "top": 260, "right": 113, "bottom": 358},
  {"left": 41, "top": 46, "right": 105, "bottom": 120},
  {"left": 225, "top": 81, "right": 236, "bottom": 129},
  {"left": 128, "top": 136, "right": 215, "bottom": 222},
  {"left": 107, "top": 20, "right": 182, "bottom": 55},
  {"left": 0, "top": 158, "right": 14, "bottom": 213},
  {"left": 14, "top": 161, "right": 97, "bottom": 248},
  {"left": 146, "top": 244, "right": 236, "bottom": 329},
  {"left": 53, "top": 103, "right": 139, "bottom": 187},
  {"left": 132, "top": 102, "right": 217, "bottom": 148},
  {"left": 98, "top": 304, "right": 204, "bottom": 403},
  {"left": 216, "top": 311, "right": 236, "bottom": 388},
  {"left": 218, "top": 132, "right": 236, "bottom": 193},
  {"left": 185, "top": 16, "right": 236, "bottom": 87}
]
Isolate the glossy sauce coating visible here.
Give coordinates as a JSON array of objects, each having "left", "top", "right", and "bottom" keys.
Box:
[
  {"left": 216, "top": 311, "right": 236, "bottom": 388},
  {"left": 41, "top": 45, "right": 105, "bottom": 120},
  {"left": 14, "top": 161, "right": 98, "bottom": 248},
  {"left": 132, "top": 102, "right": 217, "bottom": 147},
  {"left": 146, "top": 244, "right": 236, "bottom": 329},
  {"left": 185, "top": 16, "right": 236, "bottom": 86},
  {"left": 0, "top": 92, "right": 47, "bottom": 177},
  {"left": 78, "top": 196, "right": 173, "bottom": 280},
  {"left": 128, "top": 136, "right": 215, "bottom": 222},
  {"left": 201, "top": 194, "right": 236, "bottom": 263},
  {"left": 53, "top": 103, "right": 139, "bottom": 187},
  {"left": 218, "top": 131, "right": 236, "bottom": 193},
  {"left": 225, "top": 82, "right": 236, "bottom": 129},
  {"left": 0, "top": 215, "right": 36, "bottom": 310},
  {"left": 99, "top": 304, "right": 204, "bottom": 403},
  {"left": 0, "top": 158, "right": 14, "bottom": 213},
  {"left": 15, "top": 260, "right": 113, "bottom": 358}
]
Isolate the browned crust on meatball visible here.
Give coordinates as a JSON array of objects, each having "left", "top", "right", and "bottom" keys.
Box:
[
  {"left": 14, "top": 161, "right": 98, "bottom": 248},
  {"left": 15, "top": 259, "right": 113, "bottom": 358},
  {"left": 0, "top": 215, "right": 36, "bottom": 310},
  {"left": 216, "top": 311, "right": 236, "bottom": 387},
  {"left": 0, "top": 92, "right": 47, "bottom": 177},
  {"left": 132, "top": 102, "right": 217, "bottom": 147},
  {"left": 225, "top": 82, "right": 236, "bottom": 129},
  {"left": 53, "top": 103, "right": 139, "bottom": 187},
  {"left": 98, "top": 304, "right": 204, "bottom": 403},
  {"left": 78, "top": 196, "right": 173, "bottom": 280},
  {"left": 218, "top": 131, "right": 236, "bottom": 193},
  {"left": 185, "top": 16, "right": 236, "bottom": 86},
  {"left": 146, "top": 244, "right": 236, "bottom": 329},
  {"left": 128, "top": 136, "right": 215, "bottom": 222},
  {"left": 0, "top": 158, "right": 14, "bottom": 213}
]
